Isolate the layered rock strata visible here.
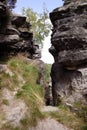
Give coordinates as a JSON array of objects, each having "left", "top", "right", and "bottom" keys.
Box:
[
  {"left": 0, "top": 1, "right": 40, "bottom": 60},
  {"left": 50, "top": 0, "right": 87, "bottom": 106}
]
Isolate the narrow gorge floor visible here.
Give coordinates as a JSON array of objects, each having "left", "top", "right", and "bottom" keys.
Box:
[
  {"left": 28, "top": 106, "right": 72, "bottom": 130},
  {"left": 29, "top": 117, "right": 70, "bottom": 130}
]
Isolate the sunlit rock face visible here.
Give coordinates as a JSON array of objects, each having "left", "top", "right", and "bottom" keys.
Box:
[
  {"left": 0, "top": 1, "right": 40, "bottom": 59},
  {"left": 50, "top": 0, "right": 87, "bottom": 106},
  {"left": 50, "top": 0, "right": 87, "bottom": 69}
]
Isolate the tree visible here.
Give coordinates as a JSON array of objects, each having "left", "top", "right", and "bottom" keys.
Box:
[{"left": 22, "top": 6, "right": 52, "bottom": 46}]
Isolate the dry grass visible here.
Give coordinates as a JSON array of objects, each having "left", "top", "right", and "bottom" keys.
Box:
[
  {"left": 0, "top": 56, "right": 45, "bottom": 130},
  {"left": 45, "top": 105, "right": 87, "bottom": 130}
]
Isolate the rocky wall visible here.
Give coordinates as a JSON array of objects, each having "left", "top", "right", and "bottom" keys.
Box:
[
  {"left": 50, "top": 0, "right": 87, "bottom": 106},
  {"left": 0, "top": 1, "right": 40, "bottom": 60}
]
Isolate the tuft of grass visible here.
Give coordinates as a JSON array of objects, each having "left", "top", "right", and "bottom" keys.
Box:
[
  {"left": 20, "top": 109, "right": 45, "bottom": 129},
  {"left": 74, "top": 102, "right": 87, "bottom": 122},
  {"left": 1, "top": 123, "right": 20, "bottom": 130},
  {"left": 82, "top": 125, "right": 87, "bottom": 130},
  {"left": 0, "top": 56, "right": 45, "bottom": 129},
  {"left": 44, "top": 64, "right": 51, "bottom": 82},
  {"left": 2, "top": 99, "right": 9, "bottom": 105},
  {"left": 44, "top": 105, "right": 87, "bottom": 130},
  {"left": 16, "top": 83, "right": 45, "bottom": 129}
]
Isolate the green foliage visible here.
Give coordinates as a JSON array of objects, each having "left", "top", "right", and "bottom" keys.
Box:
[
  {"left": 22, "top": 6, "right": 52, "bottom": 45},
  {"left": 1, "top": 56, "right": 87, "bottom": 130},
  {"left": 7, "top": 56, "right": 44, "bottom": 99},
  {"left": 44, "top": 64, "right": 51, "bottom": 82},
  {"left": 17, "top": 81, "right": 44, "bottom": 127},
  {"left": 0, "top": 56, "right": 45, "bottom": 129}
]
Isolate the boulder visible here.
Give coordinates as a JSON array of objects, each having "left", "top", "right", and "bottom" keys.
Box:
[{"left": 51, "top": 63, "right": 87, "bottom": 105}]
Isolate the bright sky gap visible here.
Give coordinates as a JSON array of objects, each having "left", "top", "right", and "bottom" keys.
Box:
[{"left": 14, "top": 0, "right": 63, "bottom": 64}]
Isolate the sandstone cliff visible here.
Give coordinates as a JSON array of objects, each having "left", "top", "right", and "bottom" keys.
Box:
[
  {"left": 0, "top": 0, "right": 87, "bottom": 129},
  {"left": 50, "top": 0, "right": 87, "bottom": 112},
  {"left": 0, "top": 1, "right": 45, "bottom": 129},
  {"left": 0, "top": 1, "right": 41, "bottom": 60}
]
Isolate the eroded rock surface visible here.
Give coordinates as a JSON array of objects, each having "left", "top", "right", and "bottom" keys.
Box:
[
  {"left": 28, "top": 118, "right": 70, "bottom": 130},
  {"left": 50, "top": 0, "right": 87, "bottom": 106},
  {"left": 0, "top": 1, "right": 40, "bottom": 60}
]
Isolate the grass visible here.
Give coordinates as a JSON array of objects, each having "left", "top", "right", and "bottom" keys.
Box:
[
  {"left": 1, "top": 56, "right": 87, "bottom": 130},
  {"left": 44, "top": 104, "right": 87, "bottom": 130},
  {"left": 16, "top": 83, "right": 45, "bottom": 129},
  {"left": 44, "top": 64, "right": 51, "bottom": 82},
  {"left": 2, "top": 99, "right": 9, "bottom": 105},
  {"left": 74, "top": 102, "right": 87, "bottom": 122},
  {"left": 0, "top": 56, "right": 45, "bottom": 130},
  {"left": 1, "top": 123, "right": 20, "bottom": 130},
  {"left": 0, "top": 56, "right": 40, "bottom": 90},
  {"left": 20, "top": 108, "right": 44, "bottom": 129}
]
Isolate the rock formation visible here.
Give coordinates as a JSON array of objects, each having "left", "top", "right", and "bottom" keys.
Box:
[
  {"left": 50, "top": 0, "right": 87, "bottom": 107},
  {"left": 0, "top": 1, "right": 40, "bottom": 60}
]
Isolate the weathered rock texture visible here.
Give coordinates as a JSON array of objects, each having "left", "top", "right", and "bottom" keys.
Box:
[
  {"left": 50, "top": 0, "right": 87, "bottom": 106},
  {"left": 0, "top": 1, "right": 40, "bottom": 60},
  {"left": 28, "top": 118, "right": 70, "bottom": 130}
]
